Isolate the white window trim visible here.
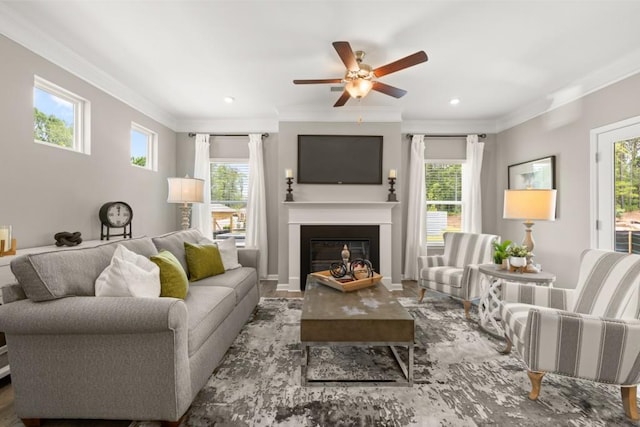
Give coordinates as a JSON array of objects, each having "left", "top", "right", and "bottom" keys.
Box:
[
  {"left": 34, "top": 75, "right": 91, "bottom": 155},
  {"left": 425, "top": 159, "right": 465, "bottom": 247},
  {"left": 130, "top": 122, "right": 158, "bottom": 171}
]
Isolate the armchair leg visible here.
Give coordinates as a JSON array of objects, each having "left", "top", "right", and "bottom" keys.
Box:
[
  {"left": 527, "top": 371, "right": 545, "bottom": 400},
  {"left": 621, "top": 386, "right": 639, "bottom": 421},
  {"left": 499, "top": 335, "right": 512, "bottom": 354},
  {"left": 418, "top": 288, "right": 426, "bottom": 303},
  {"left": 463, "top": 300, "right": 471, "bottom": 319},
  {"left": 21, "top": 419, "right": 41, "bottom": 427}
]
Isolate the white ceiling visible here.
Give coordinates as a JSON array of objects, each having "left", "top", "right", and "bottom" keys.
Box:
[{"left": 2, "top": 1, "right": 640, "bottom": 133}]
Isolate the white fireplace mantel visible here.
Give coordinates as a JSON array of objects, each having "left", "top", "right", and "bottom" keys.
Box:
[{"left": 284, "top": 201, "right": 400, "bottom": 292}]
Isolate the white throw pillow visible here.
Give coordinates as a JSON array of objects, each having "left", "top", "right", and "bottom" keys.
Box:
[
  {"left": 95, "top": 244, "right": 160, "bottom": 298},
  {"left": 216, "top": 237, "right": 242, "bottom": 270}
]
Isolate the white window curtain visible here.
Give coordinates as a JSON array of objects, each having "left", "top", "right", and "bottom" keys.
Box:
[
  {"left": 192, "top": 134, "right": 212, "bottom": 238},
  {"left": 404, "top": 134, "right": 426, "bottom": 280},
  {"left": 246, "top": 134, "right": 268, "bottom": 278},
  {"left": 462, "top": 134, "right": 484, "bottom": 233}
]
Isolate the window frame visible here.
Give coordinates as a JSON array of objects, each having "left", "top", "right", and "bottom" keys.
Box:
[
  {"left": 33, "top": 75, "right": 91, "bottom": 154},
  {"left": 425, "top": 158, "right": 465, "bottom": 247},
  {"left": 210, "top": 158, "right": 250, "bottom": 243},
  {"left": 130, "top": 122, "right": 158, "bottom": 171}
]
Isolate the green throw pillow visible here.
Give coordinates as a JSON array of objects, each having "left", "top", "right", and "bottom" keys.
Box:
[
  {"left": 184, "top": 242, "right": 225, "bottom": 281},
  {"left": 150, "top": 250, "right": 189, "bottom": 299}
]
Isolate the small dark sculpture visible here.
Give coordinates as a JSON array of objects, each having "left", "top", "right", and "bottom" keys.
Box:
[{"left": 54, "top": 231, "right": 83, "bottom": 247}]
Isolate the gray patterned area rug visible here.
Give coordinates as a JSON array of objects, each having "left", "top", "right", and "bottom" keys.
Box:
[{"left": 143, "top": 295, "right": 637, "bottom": 427}]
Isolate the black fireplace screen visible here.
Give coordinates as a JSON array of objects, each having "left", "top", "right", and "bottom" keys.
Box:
[
  {"left": 310, "top": 239, "right": 370, "bottom": 273},
  {"left": 300, "top": 225, "right": 379, "bottom": 290}
]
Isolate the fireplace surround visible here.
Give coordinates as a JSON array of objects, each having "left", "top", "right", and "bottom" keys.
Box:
[{"left": 284, "top": 201, "right": 399, "bottom": 291}]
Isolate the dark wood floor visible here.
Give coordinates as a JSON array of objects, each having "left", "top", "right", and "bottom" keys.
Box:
[{"left": 0, "top": 279, "right": 421, "bottom": 426}]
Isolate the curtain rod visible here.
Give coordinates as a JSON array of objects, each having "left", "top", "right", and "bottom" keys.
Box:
[
  {"left": 187, "top": 132, "right": 269, "bottom": 138},
  {"left": 406, "top": 133, "right": 487, "bottom": 139}
]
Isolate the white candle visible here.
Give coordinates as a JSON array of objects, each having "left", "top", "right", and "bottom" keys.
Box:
[
  {"left": 388, "top": 169, "right": 397, "bottom": 179},
  {"left": 0, "top": 225, "right": 10, "bottom": 252},
  {"left": 285, "top": 169, "right": 293, "bottom": 178}
]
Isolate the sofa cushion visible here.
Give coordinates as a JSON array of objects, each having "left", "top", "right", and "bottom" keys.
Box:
[
  {"left": 184, "top": 242, "right": 225, "bottom": 281},
  {"left": 421, "top": 266, "right": 464, "bottom": 287},
  {"left": 185, "top": 285, "right": 236, "bottom": 356},
  {"left": 95, "top": 245, "right": 160, "bottom": 298},
  {"left": 152, "top": 229, "right": 203, "bottom": 276},
  {"left": 150, "top": 250, "right": 189, "bottom": 299},
  {"left": 191, "top": 267, "right": 257, "bottom": 304},
  {"left": 216, "top": 237, "right": 242, "bottom": 270},
  {"left": 11, "top": 237, "right": 158, "bottom": 302}
]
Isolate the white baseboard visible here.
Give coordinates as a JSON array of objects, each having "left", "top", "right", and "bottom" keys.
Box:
[{"left": 276, "top": 282, "right": 294, "bottom": 292}]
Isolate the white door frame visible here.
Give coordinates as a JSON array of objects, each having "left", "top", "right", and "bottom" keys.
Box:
[{"left": 590, "top": 115, "right": 640, "bottom": 250}]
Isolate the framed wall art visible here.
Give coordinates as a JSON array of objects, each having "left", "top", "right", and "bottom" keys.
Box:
[{"left": 508, "top": 155, "right": 556, "bottom": 190}]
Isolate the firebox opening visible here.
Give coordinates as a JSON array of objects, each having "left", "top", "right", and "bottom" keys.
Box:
[{"left": 300, "top": 225, "right": 379, "bottom": 290}]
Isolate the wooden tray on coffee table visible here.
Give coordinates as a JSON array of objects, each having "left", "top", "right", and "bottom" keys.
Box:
[{"left": 309, "top": 270, "right": 382, "bottom": 292}]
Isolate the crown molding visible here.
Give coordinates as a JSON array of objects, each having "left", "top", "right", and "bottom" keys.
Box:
[
  {"left": 277, "top": 105, "right": 402, "bottom": 123},
  {"left": 0, "top": 3, "right": 178, "bottom": 130},
  {"left": 400, "top": 119, "right": 498, "bottom": 135},
  {"left": 496, "top": 48, "right": 640, "bottom": 132},
  {"left": 175, "top": 118, "right": 279, "bottom": 134}
]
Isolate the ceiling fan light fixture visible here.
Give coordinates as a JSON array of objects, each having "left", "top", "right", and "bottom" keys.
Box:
[{"left": 345, "top": 78, "right": 373, "bottom": 99}]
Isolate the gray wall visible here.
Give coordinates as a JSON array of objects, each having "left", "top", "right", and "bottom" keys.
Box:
[
  {"left": 0, "top": 35, "right": 177, "bottom": 248},
  {"left": 277, "top": 121, "right": 403, "bottom": 285},
  {"left": 495, "top": 72, "right": 640, "bottom": 287},
  {"left": 176, "top": 126, "right": 498, "bottom": 282}
]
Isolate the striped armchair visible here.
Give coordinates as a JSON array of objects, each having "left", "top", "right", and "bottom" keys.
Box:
[
  {"left": 417, "top": 232, "right": 498, "bottom": 318},
  {"left": 500, "top": 249, "right": 640, "bottom": 420}
]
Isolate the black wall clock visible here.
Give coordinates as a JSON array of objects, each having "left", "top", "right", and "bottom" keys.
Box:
[{"left": 99, "top": 201, "right": 133, "bottom": 240}]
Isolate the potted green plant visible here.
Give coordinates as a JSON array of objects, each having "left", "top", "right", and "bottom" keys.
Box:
[
  {"left": 507, "top": 244, "right": 530, "bottom": 268},
  {"left": 492, "top": 240, "right": 512, "bottom": 267}
]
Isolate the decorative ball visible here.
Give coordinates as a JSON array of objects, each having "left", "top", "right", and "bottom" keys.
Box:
[
  {"left": 329, "top": 262, "right": 347, "bottom": 278},
  {"left": 350, "top": 258, "right": 373, "bottom": 280}
]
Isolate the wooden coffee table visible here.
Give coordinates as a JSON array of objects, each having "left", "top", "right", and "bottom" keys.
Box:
[{"left": 300, "top": 276, "right": 415, "bottom": 386}]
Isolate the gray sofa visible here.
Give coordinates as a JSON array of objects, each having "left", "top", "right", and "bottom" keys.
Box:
[{"left": 0, "top": 229, "right": 260, "bottom": 426}]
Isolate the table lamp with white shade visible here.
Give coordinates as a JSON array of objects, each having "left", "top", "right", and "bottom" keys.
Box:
[
  {"left": 167, "top": 176, "right": 205, "bottom": 230},
  {"left": 503, "top": 189, "right": 557, "bottom": 253}
]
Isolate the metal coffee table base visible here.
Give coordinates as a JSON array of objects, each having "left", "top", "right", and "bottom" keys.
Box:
[{"left": 301, "top": 341, "right": 414, "bottom": 387}]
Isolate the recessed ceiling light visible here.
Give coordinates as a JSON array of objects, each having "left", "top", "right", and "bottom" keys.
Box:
[
  {"left": 224, "top": 96, "right": 235, "bottom": 104},
  {"left": 449, "top": 98, "right": 460, "bottom": 105}
]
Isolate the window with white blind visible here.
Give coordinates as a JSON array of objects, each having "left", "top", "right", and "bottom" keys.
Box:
[
  {"left": 210, "top": 159, "right": 249, "bottom": 241},
  {"left": 425, "top": 161, "right": 464, "bottom": 246}
]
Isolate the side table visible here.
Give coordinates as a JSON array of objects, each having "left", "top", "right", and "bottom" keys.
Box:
[{"left": 477, "top": 264, "right": 556, "bottom": 337}]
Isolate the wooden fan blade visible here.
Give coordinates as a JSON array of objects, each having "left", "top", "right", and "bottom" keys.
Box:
[
  {"left": 293, "top": 78, "right": 343, "bottom": 84},
  {"left": 334, "top": 90, "right": 351, "bottom": 107},
  {"left": 372, "top": 81, "right": 407, "bottom": 98},
  {"left": 332, "top": 41, "right": 359, "bottom": 72},
  {"left": 373, "top": 51, "right": 428, "bottom": 78}
]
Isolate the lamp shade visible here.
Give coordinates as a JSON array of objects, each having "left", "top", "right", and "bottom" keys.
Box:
[
  {"left": 503, "top": 189, "right": 557, "bottom": 221},
  {"left": 167, "top": 177, "right": 205, "bottom": 204},
  {"left": 345, "top": 78, "right": 373, "bottom": 99}
]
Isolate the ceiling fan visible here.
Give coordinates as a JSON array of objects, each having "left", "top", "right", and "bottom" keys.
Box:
[{"left": 293, "top": 41, "right": 428, "bottom": 107}]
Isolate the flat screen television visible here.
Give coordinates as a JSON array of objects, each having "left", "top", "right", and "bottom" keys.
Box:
[{"left": 297, "top": 135, "right": 383, "bottom": 184}]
